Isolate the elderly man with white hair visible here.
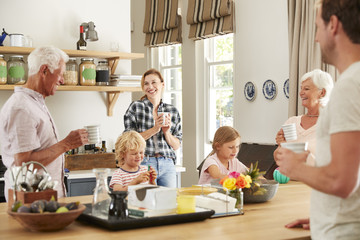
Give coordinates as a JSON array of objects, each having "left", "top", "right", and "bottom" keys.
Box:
[{"left": 0, "top": 46, "right": 88, "bottom": 201}]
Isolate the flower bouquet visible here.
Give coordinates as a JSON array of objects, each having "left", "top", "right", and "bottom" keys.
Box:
[
  {"left": 219, "top": 162, "right": 266, "bottom": 211},
  {"left": 244, "top": 162, "right": 267, "bottom": 195}
]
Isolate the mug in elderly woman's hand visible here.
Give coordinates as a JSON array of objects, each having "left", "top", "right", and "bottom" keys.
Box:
[{"left": 282, "top": 123, "right": 297, "bottom": 141}]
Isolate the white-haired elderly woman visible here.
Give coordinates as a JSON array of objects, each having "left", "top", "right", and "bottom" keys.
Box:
[{"left": 274, "top": 69, "right": 334, "bottom": 165}]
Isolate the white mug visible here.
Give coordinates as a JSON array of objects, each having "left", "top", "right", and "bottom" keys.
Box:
[
  {"left": 282, "top": 123, "right": 297, "bottom": 141},
  {"left": 158, "top": 112, "right": 169, "bottom": 125},
  {"left": 280, "top": 142, "right": 308, "bottom": 153}
]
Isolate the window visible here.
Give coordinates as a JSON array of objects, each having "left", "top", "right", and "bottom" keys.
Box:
[
  {"left": 151, "top": 44, "right": 183, "bottom": 165},
  {"left": 159, "top": 45, "right": 182, "bottom": 118},
  {"left": 205, "top": 34, "right": 234, "bottom": 142}
]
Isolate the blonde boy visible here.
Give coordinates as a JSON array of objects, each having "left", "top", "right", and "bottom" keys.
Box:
[{"left": 109, "top": 131, "right": 157, "bottom": 191}]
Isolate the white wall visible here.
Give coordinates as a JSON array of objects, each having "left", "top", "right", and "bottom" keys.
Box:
[
  {"left": 234, "top": 1, "right": 289, "bottom": 144},
  {"left": 130, "top": 0, "right": 290, "bottom": 187},
  {"left": 0, "top": 0, "right": 133, "bottom": 151}
]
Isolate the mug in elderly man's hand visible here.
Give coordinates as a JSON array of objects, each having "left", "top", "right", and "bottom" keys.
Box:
[{"left": 280, "top": 142, "right": 308, "bottom": 153}]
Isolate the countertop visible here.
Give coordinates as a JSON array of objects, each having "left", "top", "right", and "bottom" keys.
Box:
[{"left": 1, "top": 181, "right": 311, "bottom": 239}]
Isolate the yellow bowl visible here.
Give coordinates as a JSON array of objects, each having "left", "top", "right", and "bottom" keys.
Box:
[
  {"left": 177, "top": 186, "right": 218, "bottom": 196},
  {"left": 8, "top": 203, "right": 86, "bottom": 231}
]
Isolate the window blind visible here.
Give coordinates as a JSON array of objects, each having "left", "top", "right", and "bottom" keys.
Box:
[
  {"left": 143, "top": 0, "right": 182, "bottom": 47},
  {"left": 187, "top": 0, "right": 234, "bottom": 40}
]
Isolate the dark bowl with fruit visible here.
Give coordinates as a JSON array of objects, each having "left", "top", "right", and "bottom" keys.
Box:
[{"left": 7, "top": 199, "right": 85, "bottom": 231}]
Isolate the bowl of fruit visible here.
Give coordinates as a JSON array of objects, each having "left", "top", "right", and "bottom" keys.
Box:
[{"left": 8, "top": 198, "right": 86, "bottom": 231}]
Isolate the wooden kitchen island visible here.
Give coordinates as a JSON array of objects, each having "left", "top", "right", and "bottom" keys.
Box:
[{"left": 0, "top": 181, "right": 311, "bottom": 240}]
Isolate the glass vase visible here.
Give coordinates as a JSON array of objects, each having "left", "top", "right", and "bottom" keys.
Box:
[
  {"left": 92, "top": 168, "right": 111, "bottom": 219},
  {"left": 229, "top": 188, "right": 243, "bottom": 213}
]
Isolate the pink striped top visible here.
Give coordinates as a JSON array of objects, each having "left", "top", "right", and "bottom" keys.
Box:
[{"left": 109, "top": 165, "right": 148, "bottom": 188}]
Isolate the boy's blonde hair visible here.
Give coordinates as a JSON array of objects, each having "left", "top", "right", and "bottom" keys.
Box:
[
  {"left": 209, "top": 126, "right": 241, "bottom": 156},
  {"left": 115, "top": 131, "right": 146, "bottom": 166}
]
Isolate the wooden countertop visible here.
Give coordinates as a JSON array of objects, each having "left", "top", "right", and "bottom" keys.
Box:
[{"left": 0, "top": 181, "right": 311, "bottom": 240}]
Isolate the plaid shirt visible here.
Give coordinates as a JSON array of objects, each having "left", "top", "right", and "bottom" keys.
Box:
[{"left": 124, "top": 98, "right": 182, "bottom": 161}]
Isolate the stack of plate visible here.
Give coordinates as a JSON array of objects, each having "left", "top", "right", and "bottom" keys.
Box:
[
  {"left": 109, "top": 74, "right": 141, "bottom": 87},
  {"left": 85, "top": 125, "right": 101, "bottom": 144}
]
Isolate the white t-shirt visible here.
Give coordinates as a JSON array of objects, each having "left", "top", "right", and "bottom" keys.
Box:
[
  {"left": 198, "top": 153, "right": 247, "bottom": 185},
  {"left": 310, "top": 62, "right": 360, "bottom": 239}
]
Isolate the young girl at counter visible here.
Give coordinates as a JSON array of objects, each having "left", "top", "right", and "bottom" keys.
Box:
[
  {"left": 198, "top": 126, "right": 247, "bottom": 185},
  {"left": 109, "top": 131, "right": 157, "bottom": 191}
]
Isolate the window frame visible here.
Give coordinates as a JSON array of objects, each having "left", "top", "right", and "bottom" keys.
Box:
[
  {"left": 150, "top": 45, "right": 183, "bottom": 165},
  {"left": 204, "top": 35, "right": 234, "bottom": 143}
]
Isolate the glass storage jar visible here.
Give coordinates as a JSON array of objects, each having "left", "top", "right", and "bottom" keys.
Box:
[
  {"left": 64, "top": 57, "right": 78, "bottom": 85},
  {"left": 0, "top": 55, "right": 6, "bottom": 84},
  {"left": 7, "top": 55, "right": 26, "bottom": 85},
  {"left": 96, "top": 60, "right": 110, "bottom": 86},
  {"left": 79, "top": 58, "right": 96, "bottom": 86}
]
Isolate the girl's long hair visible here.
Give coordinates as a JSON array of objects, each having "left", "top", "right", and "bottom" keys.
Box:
[{"left": 207, "top": 126, "right": 241, "bottom": 158}]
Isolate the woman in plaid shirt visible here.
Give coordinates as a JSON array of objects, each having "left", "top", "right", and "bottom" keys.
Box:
[{"left": 123, "top": 69, "right": 182, "bottom": 187}]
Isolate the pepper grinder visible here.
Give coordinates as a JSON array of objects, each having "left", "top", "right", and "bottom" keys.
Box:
[{"left": 108, "top": 191, "right": 129, "bottom": 220}]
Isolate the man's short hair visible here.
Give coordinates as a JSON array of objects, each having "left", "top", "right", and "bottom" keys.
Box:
[
  {"left": 321, "top": 0, "right": 360, "bottom": 44},
  {"left": 27, "top": 46, "right": 69, "bottom": 77}
]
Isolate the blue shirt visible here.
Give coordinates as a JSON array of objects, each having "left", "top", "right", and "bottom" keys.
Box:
[{"left": 123, "top": 98, "right": 182, "bottom": 161}]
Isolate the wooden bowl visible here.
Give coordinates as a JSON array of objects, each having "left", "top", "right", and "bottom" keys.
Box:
[{"left": 7, "top": 203, "right": 86, "bottom": 231}]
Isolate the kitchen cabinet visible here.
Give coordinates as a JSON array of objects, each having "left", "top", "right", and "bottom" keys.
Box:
[
  {"left": 65, "top": 176, "right": 112, "bottom": 197},
  {"left": 0, "top": 46, "right": 144, "bottom": 116}
]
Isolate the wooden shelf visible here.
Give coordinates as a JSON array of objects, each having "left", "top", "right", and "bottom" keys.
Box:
[
  {"left": 0, "top": 46, "right": 144, "bottom": 116},
  {"left": 0, "top": 85, "right": 142, "bottom": 116},
  {"left": 0, "top": 46, "right": 144, "bottom": 60},
  {"left": 0, "top": 46, "right": 144, "bottom": 75},
  {"left": 0, "top": 85, "right": 141, "bottom": 92}
]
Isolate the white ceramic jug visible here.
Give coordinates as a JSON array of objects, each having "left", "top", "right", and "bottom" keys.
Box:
[{"left": 9, "top": 34, "right": 24, "bottom": 47}]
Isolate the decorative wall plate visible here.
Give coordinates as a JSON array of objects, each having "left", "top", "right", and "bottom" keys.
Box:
[
  {"left": 283, "top": 79, "right": 289, "bottom": 99},
  {"left": 262, "top": 79, "right": 277, "bottom": 100},
  {"left": 244, "top": 81, "right": 256, "bottom": 102}
]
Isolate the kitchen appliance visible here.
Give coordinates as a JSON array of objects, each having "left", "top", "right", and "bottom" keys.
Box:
[
  {"left": 0, "top": 28, "right": 8, "bottom": 46},
  {"left": 9, "top": 33, "right": 25, "bottom": 47},
  {"left": 81, "top": 21, "right": 98, "bottom": 41}
]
